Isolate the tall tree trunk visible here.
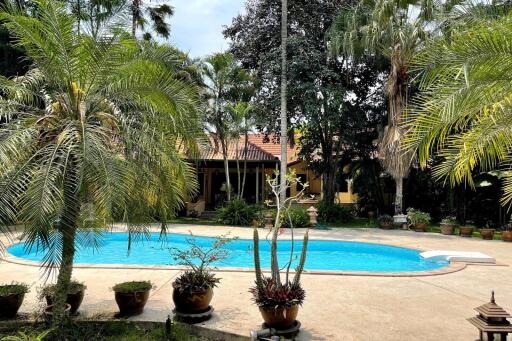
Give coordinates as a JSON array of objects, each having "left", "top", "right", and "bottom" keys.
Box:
[
  {"left": 241, "top": 131, "right": 248, "bottom": 198},
  {"left": 279, "top": 0, "right": 288, "bottom": 204},
  {"left": 131, "top": 0, "right": 138, "bottom": 37},
  {"left": 220, "top": 137, "right": 231, "bottom": 202},
  {"left": 235, "top": 140, "right": 241, "bottom": 199},
  {"left": 394, "top": 176, "right": 403, "bottom": 215},
  {"left": 52, "top": 164, "right": 80, "bottom": 326}
]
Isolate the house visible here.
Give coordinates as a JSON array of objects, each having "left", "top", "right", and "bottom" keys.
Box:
[{"left": 187, "top": 133, "right": 357, "bottom": 210}]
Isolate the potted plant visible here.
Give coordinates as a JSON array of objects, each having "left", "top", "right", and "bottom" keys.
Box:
[
  {"left": 0, "top": 282, "right": 29, "bottom": 319},
  {"left": 113, "top": 281, "right": 153, "bottom": 316},
  {"left": 170, "top": 234, "right": 234, "bottom": 314},
  {"left": 480, "top": 224, "right": 495, "bottom": 240},
  {"left": 40, "top": 280, "right": 86, "bottom": 315},
  {"left": 460, "top": 224, "right": 475, "bottom": 237},
  {"left": 251, "top": 171, "right": 309, "bottom": 329},
  {"left": 502, "top": 223, "right": 512, "bottom": 242},
  {"left": 440, "top": 217, "right": 457, "bottom": 235},
  {"left": 378, "top": 214, "right": 394, "bottom": 229},
  {"left": 407, "top": 208, "right": 431, "bottom": 232}
]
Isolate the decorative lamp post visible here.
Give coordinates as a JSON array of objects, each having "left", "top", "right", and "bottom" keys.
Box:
[
  {"left": 468, "top": 291, "right": 512, "bottom": 341},
  {"left": 307, "top": 206, "right": 318, "bottom": 225}
]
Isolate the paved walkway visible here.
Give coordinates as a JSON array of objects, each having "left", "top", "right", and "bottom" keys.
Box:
[{"left": 1, "top": 225, "right": 511, "bottom": 340}]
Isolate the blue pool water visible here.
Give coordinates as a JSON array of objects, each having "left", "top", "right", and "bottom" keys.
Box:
[{"left": 8, "top": 232, "right": 447, "bottom": 272}]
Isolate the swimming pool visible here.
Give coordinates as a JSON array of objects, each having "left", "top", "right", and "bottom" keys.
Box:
[{"left": 7, "top": 232, "right": 448, "bottom": 272}]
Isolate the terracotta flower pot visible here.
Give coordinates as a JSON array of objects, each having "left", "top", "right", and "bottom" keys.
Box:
[
  {"left": 172, "top": 287, "right": 213, "bottom": 313},
  {"left": 480, "top": 229, "right": 495, "bottom": 240},
  {"left": 368, "top": 211, "right": 376, "bottom": 220},
  {"left": 0, "top": 293, "right": 25, "bottom": 319},
  {"left": 414, "top": 223, "right": 427, "bottom": 232},
  {"left": 460, "top": 226, "right": 474, "bottom": 237},
  {"left": 502, "top": 231, "right": 512, "bottom": 242},
  {"left": 45, "top": 290, "right": 85, "bottom": 314},
  {"left": 259, "top": 304, "right": 299, "bottom": 329},
  {"left": 379, "top": 221, "right": 393, "bottom": 230},
  {"left": 440, "top": 224, "right": 455, "bottom": 235},
  {"left": 115, "top": 290, "right": 150, "bottom": 316}
]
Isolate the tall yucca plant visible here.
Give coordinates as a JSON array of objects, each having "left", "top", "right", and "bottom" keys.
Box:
[
  {"left": 328, "top": 0, "right": 443, "bottom": 215},
  {"left": 0, "top": 0, "right": 201, "bottom": 326},
  {"left": 404, "top": 9, "right": 512, "bottom": 206}
]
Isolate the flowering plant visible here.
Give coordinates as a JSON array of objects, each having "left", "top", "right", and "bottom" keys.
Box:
[{"left": 170, "top": 233, "right": 235, "bottom": 294}]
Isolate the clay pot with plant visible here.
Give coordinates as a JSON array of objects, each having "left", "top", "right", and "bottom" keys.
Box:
[
  {"left": 40, "top": 280, "right": 86, "bottom": 315},
  {"left": 0, "top": 282, "right": 29, "bottom": 319},
  {"left": 460, "top": 224, "right": 475, "bottom": 237},
  {"left": 378, "top": 214, "right": 394, "bottom": 229},
  {"left": 170, "top": 233, "right": 235, "bottom": 314},
  {"left": 440, "top": 217, "right": 457, "bottom": 235},
  {"left": 502, "top": 223, "right": 512, "bottom": 242},
  {"left": 407, "top": 208, "right": 431, "bottom": 232},
  {"left": 113, "top": 281, "right": 153, "bottom": 316},
  {"left": 251, "top": 171, "right": 309, "bottom": 329},
  {"left": 480, "top": 225, "right": 495, "bottom": 240}
]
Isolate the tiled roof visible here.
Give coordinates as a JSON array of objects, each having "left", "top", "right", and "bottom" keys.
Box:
[{"left": 194, "top": 134, "right": 300, "bottom": 163}]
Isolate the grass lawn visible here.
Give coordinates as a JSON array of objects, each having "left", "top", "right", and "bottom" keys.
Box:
[{"left": 0, "top": 321, "right": 205, "bottom": 341}]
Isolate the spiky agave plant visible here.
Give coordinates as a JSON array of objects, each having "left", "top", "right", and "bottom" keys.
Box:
[
  {"left": 0, "top": 0, "right": 201, "bottom": 326},
  {"left": 251, "top": 170, "right": 309, "bottom": 311}
]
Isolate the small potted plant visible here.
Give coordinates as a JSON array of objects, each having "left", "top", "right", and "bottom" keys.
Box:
[
  {"left": 171, "top": 234, "right": 234, "bottom": 314},
  {"left": 407, "top": 208, "right": 431, "bottom": 232},
  {"left": 460, "top": 224, "right": 475, "bottom": 237},
  {"left": 113, "top": 281, "right": 153, "bottom": 316},
  {"left": 378, "top": 214, "right": 394, "bottom": 229},
  {"left": 440, "top": 216, "right": 457, "bottom": 235},
  {"left": 480, "top": 223, "right": 495, "bottom": 240},
  {"left": 502, "top": 222, "right": 512, "bottom": 242},
  {"left": 0, "top": 282, "right": 29, "bottom": 319},
  {"left": 40, "top": 280, "right": 86, "bottom": 315}
]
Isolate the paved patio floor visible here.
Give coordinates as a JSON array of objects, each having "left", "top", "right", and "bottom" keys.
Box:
[{"left": 1, "top": 225, "right": 511, "bottom": 340}]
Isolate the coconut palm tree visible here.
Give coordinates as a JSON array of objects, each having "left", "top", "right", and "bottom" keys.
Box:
[
  {"left": 131, "top": 0, "right": 174, "bottom": 40},
  {"left": 404, "top": 7, "right": 512, "bottom": 206},
  {"left": 0, "top": 0, "right": 201, "bottom": 326},
  {"left": 328, "top": 0, "right": 441, "bottom": 215},
  {"left": 279, "top": 0, "right": 288, "bottom": 204}
]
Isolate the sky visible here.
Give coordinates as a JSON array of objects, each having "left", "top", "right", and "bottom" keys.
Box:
[{"left": 167, "top": 0, "right": 246, "bottom": 58}]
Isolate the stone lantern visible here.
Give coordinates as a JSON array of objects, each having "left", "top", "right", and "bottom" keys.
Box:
[
  {"left": 265, "top": 212, "right": 273, "bottom": 229},
  {"left": 307, "top": 206, "right": 318, "bottom": 225},
  {"left": 468, "top": 291, "right": 512, "bottom": 341}
]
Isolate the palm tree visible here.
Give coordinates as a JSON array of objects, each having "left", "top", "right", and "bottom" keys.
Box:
[
  {"left": 0, "top": 0, "right": 201, "bottom": 326},
  {"left": 202, "top": 53, "right": 254, "bottom": 203},
  {"left": 329, "top": 0, "right": 439, "bottom": 215},
  {"left": 404, "top": 8, "right": 512, "bottom": 206},
  {"left": 131, "top": 0, "right": 174, "bottom": 40},
  {"left": 279, "top": 0, "right": 288, "bottom": 204}
]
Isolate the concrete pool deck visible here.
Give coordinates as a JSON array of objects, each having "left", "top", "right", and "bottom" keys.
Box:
[{"left": 1, "top": 225, "right": 511, "bottom": 340}]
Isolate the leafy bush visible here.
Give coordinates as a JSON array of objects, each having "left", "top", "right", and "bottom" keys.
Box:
[
  {"left": 281, "top": 208, "right": 310, "bottom": 228},
  {"left": 39, "top": 280, "right": 85, "bottom": 299},
  {"left": 378, "top": 214, "right": 393, "bottom": 223},
  {"left": 172, "top": 270, "right": 220, "bottom": 294},
  {"left": 407, "top": 208, "right": 431, "bottom": 225},
  {"left": 250, "top": 277, "right": 306, "bottom": 309},
  {"left": 317, "top": 201, "right": 354, "bottom": 223},
  {"left": 441, "top": 216, "right": 457, "bottom": 225},
  {"left": 217, "top": 199, "right": 258, "bottom": 226},
  {"left": 113, "top": 281, "right": 153, "bottom": 293},
  {"left": 0, "top": 282, "right": 29, "bottom": 297}
]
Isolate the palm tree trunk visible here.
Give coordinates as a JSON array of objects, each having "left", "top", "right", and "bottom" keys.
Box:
[
  {"left": 394, "top": 176, "right": 403, "bottom": 215},
  {"left": 241, "top": 131, "right": 248, "bottom": 198},
  {"left": 52, "top": 165, "right": 80, "bottom": 326},
  {"left": 131, "top": 0, "right": 138, "bottom": 37},
  {"left": 220, "top": 137, "right": 231, "bottom": 202},
  {"left": 279, "top": 0, "right": 288, "bottom": 204}
]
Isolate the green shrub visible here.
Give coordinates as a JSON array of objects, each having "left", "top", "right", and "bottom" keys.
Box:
[
  {"left": 281, "top": 208, "right": 310, "bottom": 228},
  {"left": 317, "top": 201, "right": 354, "bottom": 223},
  {"left": 0, "top": 282, "right": 29, "bottom": 297},
  {"left": 217, "top": 199, "right": 258, "bottom": 226},
  {"left": 407, "top": 208, "right": 431, "bottom": 225},
  {"left": 112, "top": 281, "right": 153, "bottom": 293},
  {"left": 39, "top": 280, "right": 85, "bottom": 299}
]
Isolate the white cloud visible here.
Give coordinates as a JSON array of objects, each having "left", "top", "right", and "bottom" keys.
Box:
[{"left": 166, "top": 0, "right": 245, "bottom": 58}]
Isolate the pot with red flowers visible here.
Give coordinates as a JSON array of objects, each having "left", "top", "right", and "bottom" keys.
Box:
[{"left": 170, "top": 233, "right": 235, "bottom": 314}]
